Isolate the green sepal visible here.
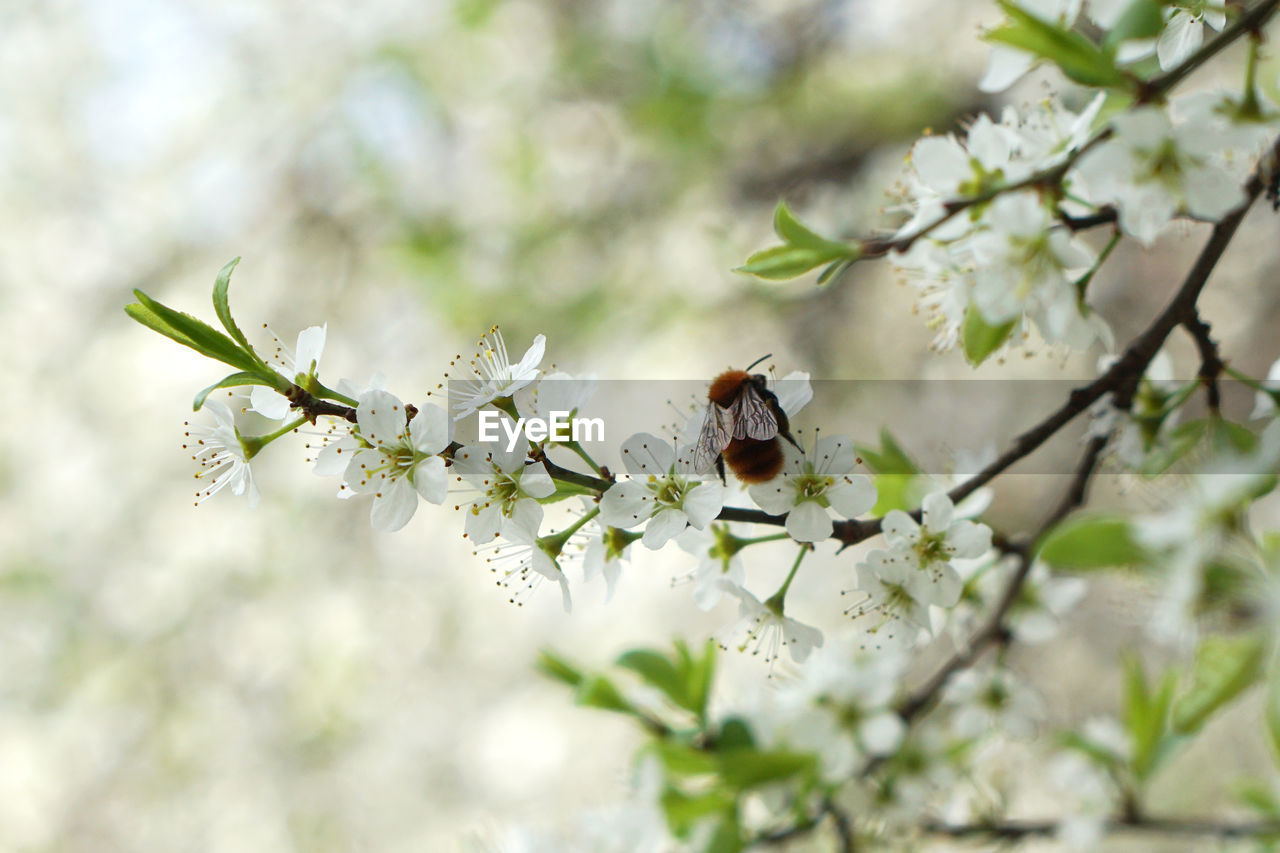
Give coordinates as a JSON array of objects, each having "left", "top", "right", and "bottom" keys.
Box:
[{"left": 961, "top": 306, "right": 1016, "bottom": 366}]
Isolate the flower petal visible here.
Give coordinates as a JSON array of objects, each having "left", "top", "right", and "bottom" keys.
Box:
[
  {"left": 642, "top": 507, "right": 688, "bottom": 550},
  {"left": 825, "top": 475, "right": 876, "bottom": 519},
  {"left": 370, "top": 477, "right": 417, "bottom": 532},
  {"left": 786, "top": 501, "right": 833, "bottom": 543}
]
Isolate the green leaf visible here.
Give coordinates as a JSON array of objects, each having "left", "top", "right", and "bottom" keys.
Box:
[
  {"left": 655, "top": 741, "right": 722, "bottom": 777},
  {"left": 1123, "top": 656, "right": 1176, "bottom": 780},
  {"left": 703, "top": 814, "right": 743, "bottom": 853},
  {"left": 815, "top": 258, "right": 851, "bottom": 285},
  {"left": 1212, "top": 418, "right": 1258, "bottom": 454},
  {"left": 1267, "top": 677, "right": 1280, "bottom": 768},
  {"left": 127, "top": 290, "right": 259, "bottom": 372},
  {"left": 577, "top": 675, "right": 635, "bottom": 715},
  {"left": 736, "top": 245, "right": 850, "bottom": 281},
  {"left": 536, "top": 650, "right": 583, "bottom": 687},
  {"left": 856, "top": 427, "right": 919, "bottom": 475},
  {"left": 617, "top": 649, "right": 694, "bottom": 713},
  {"left": 961, "top": 307, "right": 1016, "bottom": 366},
  {"left": 1236, "top": 778, "right": 1280, "bottom": 818},
  {"left": 987, "top": 1, "right": 1127, "bottom": 88},
  {"left": 1172, "top": 634, "right": 1266, "bottom": 735},
  {"left": 1102, "top": 0, "right": 1164, "bottom": 49},
  {"left": 715, "top": 717, "right": 756, "bottom": 751},
  {"left": 1058, "top": 731, "right": 1124, "bottom": 771},
  {"left": 660, "top": 788, "right": 735, "bottom": 838},
  {"left": 716, "top": 748, "right": 815, "bottom": 789},
  {"left": 684, "top": 639, "right": 716, "bottom": 719},
  {"left": 193, "top": 371, "right": 277, "bottom": 411},
  {"left": 1037, "top": 514, "right": 1148, "bottom": 569},
  {"left": 772, "top": 202, "right": 851, "bottom": 254},
  {"left": 210, "top": 257, "right": 254, "bottom": 353}
]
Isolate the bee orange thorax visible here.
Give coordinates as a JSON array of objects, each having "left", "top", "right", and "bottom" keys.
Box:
[{"left": 708, "top": 370, "right": 750, "bottom": 407}]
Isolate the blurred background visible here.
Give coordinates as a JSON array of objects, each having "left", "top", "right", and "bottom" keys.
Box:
[{"left": 3, "top": 0, "right": 1280, "bottom": 850}]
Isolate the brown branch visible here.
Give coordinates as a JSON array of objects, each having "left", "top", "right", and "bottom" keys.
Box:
[
  {"left": 923, "top": 814, "right": 1280, "bottom": 841},
  {"left": 1183, "top": 309, "right": 1225, "bottom": 411},
  {"left": 1136, "top": 0, "right": 1280, "bottom": 102}
]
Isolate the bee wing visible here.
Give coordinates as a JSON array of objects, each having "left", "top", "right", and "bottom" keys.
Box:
[
  {"left": 731, "top": 384, "right": 779, "bottom": 441},
  {"left": 692, "top": 402, "right": 734, "bottom": 473}
]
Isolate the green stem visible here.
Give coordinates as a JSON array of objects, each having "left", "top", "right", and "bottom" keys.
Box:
[
  {"left": 764, "top": 547, "right": 808, "bottom": 612},
  {"left": 241, "top": 415, "right": 308, "bottom": 459},
  {"left": 543, "top": 506, "right": 601, "bottom": 550},
  {"left": 1241, "top": 35, "right": 1262, "bottom": 117},
  {"left": 565, "top": 440, "right": 604, "bottom": 476},
  {"left": 1075, "top": 229, "right": 1122, "bottom": 300},
  {"left": 736, "top": 532, "right": 792, "bottom": 546}
]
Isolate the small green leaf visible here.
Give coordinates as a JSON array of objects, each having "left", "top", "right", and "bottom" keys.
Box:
[
  {"left": 1037, "top": 514, "right": 1148, "bottom": 569},
  {"left": 617, "top": 649, "right": 693, "bottom": 713},
  {"left": 1236, "top": 778, "right": 1280, "bottom": 818},
  {"left": 660, "top": 788, "right": 735, "bottom": 838},
  {"left": 716, "top": 748, "right": 816, "bottom": 789},
  {"left": 1172, "top": 634, "right": 1266, "bottom": 735},
  {"left": 736, "top": 245, "right": 849, "bottom": 281},
  {"left": 1123, "top": 656, "right": 1176, "bottom": 780},
  {"left": 655, "top": 741, "right": 721, "bottom": 777},
  {"left": 1140, "top": 419, "right": 1207, "bottom": 476},
  {"left": 961, "top": 307, "right": 1016, "bottom": 365},
  {"left": 772, "top": 202, "right": 850, "bottom": 254},
  {"left": 211, "top": 257, "right": 254, "bottom": 353},
  {"left": 128, "top": 290, "right": 259, "bottom": 372},
  {"left": 703, "top": 814, "right": 743, "bottom": 853},
  {"left": 536, "top": 650, "right": 584, "bottom": 687},
  {"left": 1102, "top": 0, "right": 1164, "bottom": 49},
  {"left": 715, "top": 717, "right": 756, "bottom": 751},
  {"left": 987, "top": 1, "right": 1127, "bottom": 88},
  {"left": 576, "top": 675, "right": 636, "bottom": 715},
  {"left": 193, "top": 372, "right": 277, "bottom": 411}
]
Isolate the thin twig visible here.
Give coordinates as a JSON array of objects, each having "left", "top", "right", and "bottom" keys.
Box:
[
  {"left": 1183, "top": 309, "right": 1225, "bottom": 411},
  {"left": 923, "top": 814, "right": 1280, "bottom": 840}
]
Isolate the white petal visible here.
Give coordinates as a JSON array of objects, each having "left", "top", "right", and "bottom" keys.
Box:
[
  {"left": 519, "top": 462, "right": 556, "bottom": 499},
  {"left": 357, "top": 390, "right": 408, "bottom": 448},
  {"left": 294, "top": 324, "right": 326, "bottom": 375},
  {"left": 812, "top": 435, "right": 856, "bottom": 475},
  {"left": 979, "top": 45, "right": 1034, "bottom": 93},
  {"left": 642, "top": 507, "right": 688, "bottom": 550},
  {"left": 748, "top": 479, "right": 797, "bottom": 515},
  {"left": 1183, "top": 163, "right": 1245, "bottom": 222},
  {"left": 911, "top": 136, "right": 970, "bottom": 193},
  {"left": 620, "top": 432, "right": 675, "bottom": 475},
  {"left": 784, "top": 618, "right": 824, "bottom": 663},
  {"left": 921, "top": 491, "right": 954, "bottom": 530},
  {"left": 249, "top": 386, "right": 292, "bottom": 421},
  {"left": 881, "top": 509, "right": 920, "bottom": 546},
  {"left": 682, "top": 481, "right": 725, "bottom": 529},
  {"left": 313, "top": 440, "right": 352, "bottom": 476},
  {"left": 947, "top": 520, "right": 993, "bottom": 558},
  {"left": 370, "top": 477, "right": 418, "bottom": 532},
  {"left": 859, "top": 712, "right": 906, "bottom": 756},
  {"left": 825, "top": 475, "right": 876, "bottom": 519},
  {"left": 772, "top": 372, "right": 813, "bottom": 417},
  {"left": 786, "top": 501, "right": 833, "bottom": 543},
  {"left": 599, "top": 481, "right": 654, "bottom": 528},
  {"left": 515, "top": 334, "right": 547, "bottom": 375},
  {"left": 1157, "top": 11, "right": 1201, "bottom": 71},
  {"left": 409, "top": 403, "right": 450, "bottom": 454},
  {"left": 503, "top": 498, "right": 544, "bottom": 542},
  {"left": 413, "top": 456, "right": 447, "bottom": 504},
  {"left": 465, "top": 504, "right": 504, "bottom": 543}
]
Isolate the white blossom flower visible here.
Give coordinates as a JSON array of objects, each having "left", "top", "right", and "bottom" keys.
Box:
[
  {"left": 475, "top": 534, "right": 573, "bottom": 612},
  {"left": 583, "top": 523, "right": 640, "bottom": 603},
  {"left": 884, "top": 492, "right": 993, "bottom": 576},
  {"left": 748, "top": 435, "right": 876, "bottom": 542},
  {"left": 452, "top": 434, "right": 556, "bottom": 543},
  {"left": 943, "top": 665, "right": 1044, "bottom": 740},
  {"left": 718, "top": 582, "right": 823, "bottom": 665},
  {"left": 449, "top": 326, "right": 546, "bottom": 420},
  {"left": 1157, "top": 3, "right": 1225, "bottom": 71},
  {"left": 182, "top": 399, "right": 260, "bottom": 508},
  {"left": 675, "top": 524, "right": 747, "bottom": 611},
  {"left": 248, "top": 324, "right": 327, "bottom": 420},
  {"left": 1076, "top": 105, "right": 1245, "bottom": 244},
  {"left": 968, "top": 191, "right": 1104, "bottom": 348},
  {"left": 599, "top": 433, "right": 724, "bottom": 550},
  {"left": 849, "top": 492, "right": 992, "bottom": 637},
  {"left": 784, "top": 638, "right": 908, "bottom": 757},
  {"left": 340, "top": 391, "right": 450, "bottom": 532}
]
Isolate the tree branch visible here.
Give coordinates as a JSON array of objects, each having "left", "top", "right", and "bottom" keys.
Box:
[{"left": 923, "top": 814, "right": 1280, "bottom": 840}]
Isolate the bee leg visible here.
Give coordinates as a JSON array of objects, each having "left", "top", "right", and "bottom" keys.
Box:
[
  {"left": 780, "top": 428, "right": 802, "bottom": 451},
  {"left": 714, "top": 454, "right": 726, "bottom": 485}
]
